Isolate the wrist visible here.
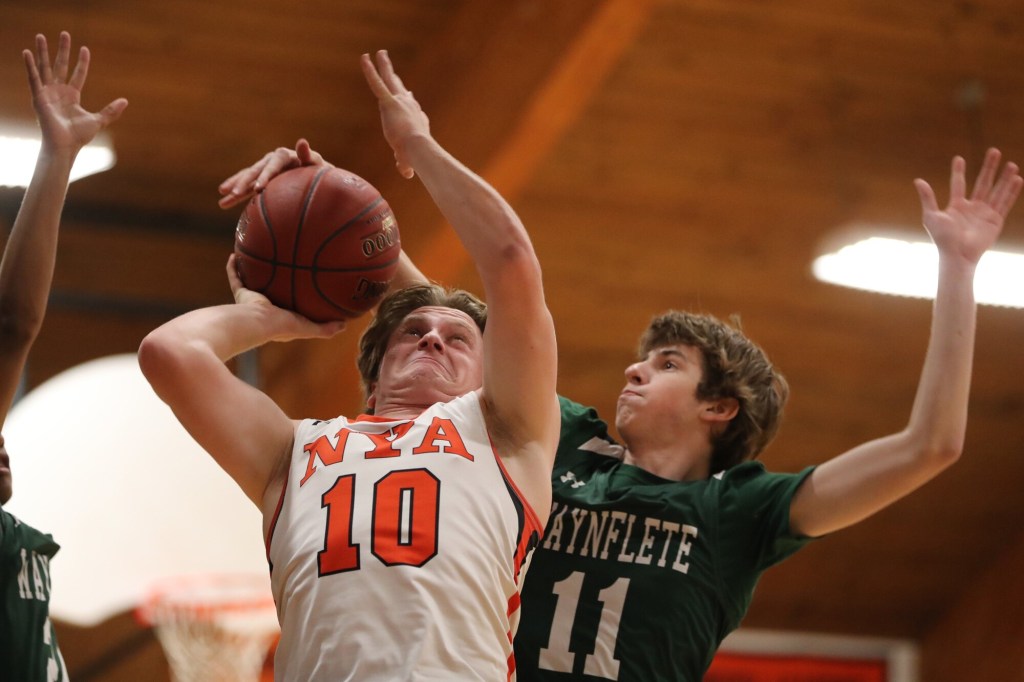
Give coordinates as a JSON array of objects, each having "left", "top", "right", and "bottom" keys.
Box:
[
  {"left": 35, "top": 142, "right": 80, "bottom": 168},
  {"left": 395, "top": 132, "right": 438, "bottom": 166}
]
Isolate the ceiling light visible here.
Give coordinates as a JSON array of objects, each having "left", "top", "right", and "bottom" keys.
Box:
[
  {"left": 813, "top": 231, "right": 1024, "bottom": 308},
  {"left": 0, "top": 133, "right": 115, "bottom": 187}
]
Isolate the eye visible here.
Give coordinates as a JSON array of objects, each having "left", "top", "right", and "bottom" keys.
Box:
[
  {"left": 404, "top": 327, "right": 422, "bottom": 337},
  {"left": 662, "top": 360, "right": 677, "bottom": 370}
]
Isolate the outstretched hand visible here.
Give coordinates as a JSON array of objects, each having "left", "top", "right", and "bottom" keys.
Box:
[
  {"left": 360, "top": 50, "right": 430, "bottom": 179},
  {"left": 218, "top": 138, "right": 327, "bottom": 209},
  {"left": 914, "top": 148, "right": 1023, "bottom": 265},
  {"left": 23, "top": 31, "right": 127, "bottom": 155}
]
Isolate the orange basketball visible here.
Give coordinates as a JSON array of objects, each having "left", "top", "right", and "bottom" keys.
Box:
[{"left": 233, "top": 165, "right": 400, "bottom": 322}]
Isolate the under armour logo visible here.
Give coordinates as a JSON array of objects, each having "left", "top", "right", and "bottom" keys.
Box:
[{"left": 560, "top": 471, "right": 586, "bottom": 488}]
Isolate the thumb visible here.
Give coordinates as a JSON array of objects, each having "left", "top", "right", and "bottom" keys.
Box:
[
  {"left": 98, "top": 97, "right": 128, "bottom": 127},
  {"left": 913, "top": 178, "right": 939, "bottom": 214}
]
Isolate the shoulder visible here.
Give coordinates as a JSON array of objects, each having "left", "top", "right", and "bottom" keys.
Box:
[
  {"left": 558, "top": 394, "right": 603, "bottom": 424},
  {"left": 556, "top": 395, "right": 622, "bottom": 463},
  {"left": 714, "top": 462, "right": 816, "bottom": 526},
  {"left": 715, "top": 461, "right": 814, "bottom": 494},
  {"left": 558, "top": 395, "right": 612, "bottom": 442}
]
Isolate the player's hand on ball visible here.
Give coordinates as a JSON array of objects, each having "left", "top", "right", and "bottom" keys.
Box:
[
  {"left": 226, "top": 256, "right": 346, "bottom": 340},
  {"left": 218, "top": 138, "right": 329, "bottom": 209}
]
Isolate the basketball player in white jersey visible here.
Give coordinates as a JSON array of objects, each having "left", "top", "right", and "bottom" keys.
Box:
[{"left": 139, "top": 50, "right": 559, "bottom": 681}]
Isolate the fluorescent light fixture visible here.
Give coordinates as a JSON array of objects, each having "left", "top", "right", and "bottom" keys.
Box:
[
  {"left": 0, "top": 133, "right": 115, "bottom": 187},
  {"left": 814, "top": 230, "right": 1024, "bottom": 308}
]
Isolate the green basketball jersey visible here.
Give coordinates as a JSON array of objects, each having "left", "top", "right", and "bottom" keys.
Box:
[
  {"left": 0, "top": 507, "right": 67, "bottom": 682},
  {"left": 514, "top": 397, "right": 814, "bottom": 682}
]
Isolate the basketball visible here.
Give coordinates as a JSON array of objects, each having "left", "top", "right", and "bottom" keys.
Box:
[{"left": 233, "top": 165, "right": 400, "bottom": 322}]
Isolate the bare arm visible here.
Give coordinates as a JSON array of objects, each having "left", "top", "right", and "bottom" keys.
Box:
[
  {"left": 361, "top": 50, "right": 559, "bottom": 510},
  {"left": 0, "top": 32, "right": 127, "bottom": 427},
  {"left": 790, "top": 149, "right": 1022, "bottom": 538},
  {"left": 138, "top": 258, "right": 345, "bottom": 507}
]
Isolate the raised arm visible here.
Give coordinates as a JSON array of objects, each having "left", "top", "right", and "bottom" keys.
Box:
[
  {"left": 0, "top": 32, "right": 127, "bottom": 426},
  {"left": 790, "top": 148, "right": 1022, "bottom": 538},
  {"left": 137, "top": 258, "right": 345, "bottom": 508},
  {"left": 361, "top": 50, "right": 559, "bottom": 504}
]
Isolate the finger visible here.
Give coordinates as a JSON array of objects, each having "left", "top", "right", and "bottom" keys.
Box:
[
  {"left": 68, "top": 45, "right": 91, "bottom": 92},
  {"left": 989, "top": 163, "right": 1023, "bottom": 218},
  {"left": 396, "top": 158, "right": 415, "bottom": 180},
  {"left": 226, "top": 255, "right": 246, "bottom": 297},
  {"left": 295, "top": 138, "right": 312, "bottom": 164},
  {"left": 219, "top": 157, "right": 267, "bottom": 194},
  {"left": 914, "top": 178, "right": 939, "bottom": 214},
  {"left": 53, "top": 31, "right": 72, "bottom": 83},
  {"left": 322, "top": 320, "right": 347, "bottom": 337},
  {"left": 219, "top": 166, "right": 258, "bottom": 196},
  {"left": 22, "top": 49, "right": 42, "bottom": 96},
  {"left": 374, "top": 50, "right": 409, "bottom": 94},
  {"left": 948, "top": 155, "right": 967, "bottom": 203},
  {"left": 96, "top": 97, "right": 128, "bottom": 127},
  {"left": 35, "top": 34, "right": 53, "bottom": 83},
  {"left": 969, "top": 147, "right": 1000, "bottom": 201},
  {"left": 360, "top": 52, "right": 391, "bottom": 100},
  {"left": 254, "top": 150, "right": 300, "bottom": 190},
  {"left": 295, "top": 139, "right": 326, "bottom": 167},
  {"left": 218, "top": 166, "right": 263, "bottom": 207}
]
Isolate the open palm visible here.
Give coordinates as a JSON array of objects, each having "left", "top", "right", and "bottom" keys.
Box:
[
  {"left": 24, "top": 32, "right": 127, "bottom": 153},
  {"left": 915, "top": 149, "right": 1022, "bottom": 265}
]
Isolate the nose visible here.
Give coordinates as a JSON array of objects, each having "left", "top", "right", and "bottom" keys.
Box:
[
  {"left": 418, "top": 329, "right": 444, "bottom": 352},
  {"left": 624, "top": 361, "right": 645, "bottom": 384}
]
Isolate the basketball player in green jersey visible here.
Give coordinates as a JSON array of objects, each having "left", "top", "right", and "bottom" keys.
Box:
[
  {"left": 219, "top": 144, "right": 1020, "bottom": 680},
  {"left": 510, "top": 147, "right": 1021, "bottom": 681},
  {"left": 0, "top": 32, "right": 127, "bottom": 681}
]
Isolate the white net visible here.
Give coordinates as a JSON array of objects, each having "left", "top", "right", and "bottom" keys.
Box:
[{"left": 138, "top": 574, "right": 279, "bottom": 682}]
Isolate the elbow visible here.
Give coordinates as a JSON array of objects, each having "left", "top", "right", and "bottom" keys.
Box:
[
  {"left": 910, "top": 432, "right": 964, "bottom": 473},
  {"left": 493, "top": 238, "right": 543, "bottom": 281},
  {"left": 931, "top": 442, "right": 964, "bottom": 469},
  {"left": 137, "top": 329, "right": 194, "bottom": 399},
  {"left": 0, "top": 306, "right": 44, "bottom": 356}
]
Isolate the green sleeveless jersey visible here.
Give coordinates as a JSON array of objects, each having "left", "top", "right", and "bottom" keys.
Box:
[
  {"left": 0, "top": 507, "right": 67, "bottom": 682},
  {"left": 514, "top": 397, "right": 814, "bottom": 682}
]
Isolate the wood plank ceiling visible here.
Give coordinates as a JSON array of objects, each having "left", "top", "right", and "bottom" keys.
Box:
[{"left": 2, "top": 0, "right": 1023, "bottom": 677}]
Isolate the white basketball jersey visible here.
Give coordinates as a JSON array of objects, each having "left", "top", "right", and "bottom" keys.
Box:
[{"left": 267, "top": 391, "right": 542, "bottom": 681}]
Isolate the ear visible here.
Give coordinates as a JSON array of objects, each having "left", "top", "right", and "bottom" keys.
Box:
[
  {"left": 701, "top": 397, "right": 739, "bottom": 424},
  {"left": 366, "top": 382, "right": 378, "bottom": 411}
]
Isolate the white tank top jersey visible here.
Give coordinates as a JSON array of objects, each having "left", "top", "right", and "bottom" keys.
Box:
[{"left": 266, "top": 390, "right": 543, "bottom": 681}]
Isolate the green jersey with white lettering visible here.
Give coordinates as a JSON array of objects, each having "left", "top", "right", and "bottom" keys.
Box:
[
  {"left": 514, "top": 397, "right": 813, "bottom": 682},
  {"left": 1, "top": 506, "right": 67, "bottom": 682}
]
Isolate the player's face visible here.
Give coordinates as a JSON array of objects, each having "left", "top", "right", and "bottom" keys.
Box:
[
  {"left": 615, "top": 344, "right": 708, "bottom": 440},
  {"left": 0, "top": 434, "right": 12, "bottom": 505},
  {"left": 371, "top": 306, "right": 484, "bottom": 409}
]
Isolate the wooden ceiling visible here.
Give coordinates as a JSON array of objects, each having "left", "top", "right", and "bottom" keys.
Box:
[{"left": 3, "top": 0, "right": 1024, "bottom": 677}]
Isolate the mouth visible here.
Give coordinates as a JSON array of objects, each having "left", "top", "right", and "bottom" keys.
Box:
[
  {"left": 412, "top": 355, "right": 446, "bottom": 368},
  {"left": 619, "top": 388, "right": 642, "bottom": 400}
]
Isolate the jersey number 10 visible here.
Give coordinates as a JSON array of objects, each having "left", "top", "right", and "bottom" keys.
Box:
[{"left": 317, "top": 469, "right": 441, "bottom": 574}]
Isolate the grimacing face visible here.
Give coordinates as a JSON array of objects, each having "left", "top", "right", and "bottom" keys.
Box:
[{"left": 368, "top": 306, "right": 485, "bottom": 411}]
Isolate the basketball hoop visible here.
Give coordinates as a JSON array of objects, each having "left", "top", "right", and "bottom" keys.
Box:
[{"left": 136, "top": 573, "right": 279, "bottom": 682}]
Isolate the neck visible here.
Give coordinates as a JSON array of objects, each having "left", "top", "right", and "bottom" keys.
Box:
[
  {"left": 369, "top": 386, "right": 469, "bottom": 419},
  {"left": 371, "top": 402, "right": 431, "bottom": 420},
  {"left": 619, "top": 431, "right": 712, "bottom": 482}
]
